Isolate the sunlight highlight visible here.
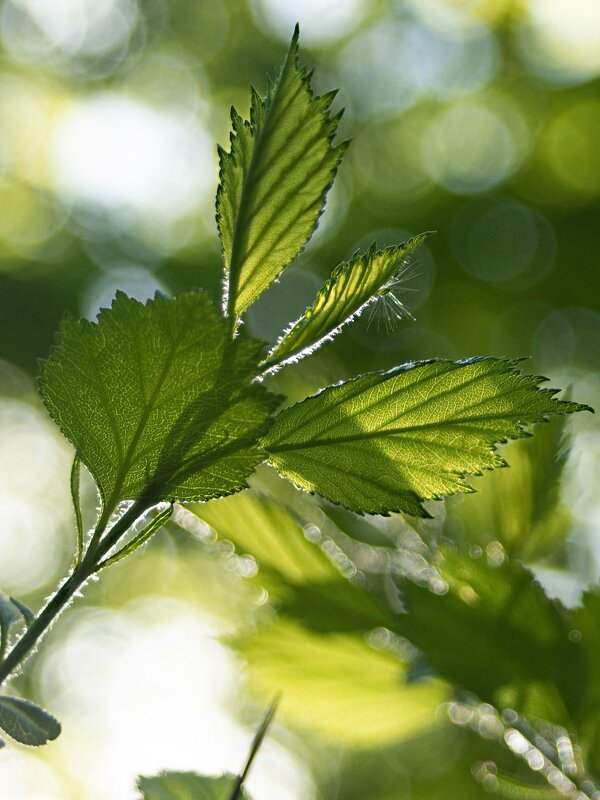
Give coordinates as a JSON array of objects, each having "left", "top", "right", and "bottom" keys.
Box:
[
  {"left": 51, "top": 93, "right": 213, "bottom": 227},
  {"left": 35, "top": 600, "right": 314, "bottom": 800}
]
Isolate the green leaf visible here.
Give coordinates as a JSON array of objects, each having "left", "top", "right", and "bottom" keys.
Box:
[
  {"left": 396, "top": 548, "right": 583, "bottom": 725},
  {"left": 138, "top": 772, "right": 250, "bottom": 800},
  {"left": 447, "top": 413, "right": 574, "bottom": 563},
  {"left": 0, "top": 696, "right": 61, "bottom": 746},
  {"left": 263, "top": 358, "right": 590, "bottom": 516},
  {"left": 192, "top": 490, "right": 395, "bottom": 632},
  {"left": 217, "top": 26, "right": 346, "bottom": 319},
  {"left": 194, "top": 489, "right": 340, "bottom": 586},
  {"left": 263, "top": 235, "right": 430, "bottom": 368},
  {"left": 39, "top": 291, "right": 279, "bottom": 514},
  {"left": 191, "top": 493, "right": 444, "bottom": 746},
  {"left": 569, "top": 593, "right": 600, "bottom": 773},
  {"left": 0, "top": 594, "right": 21, "bottom": 630},
  {"left": 236, "top": 621, "right": 447, "bottom": 748}
]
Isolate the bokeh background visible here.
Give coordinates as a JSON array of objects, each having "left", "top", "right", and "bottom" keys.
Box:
[{"left": 0, "top": 0, "right": 599, "bottom": 798}]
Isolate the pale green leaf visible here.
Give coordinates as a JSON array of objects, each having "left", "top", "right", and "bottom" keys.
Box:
[
  {"left": 138, "top": 772, "right": 250, "bottom": 800},
  {"left": 193, "top": 490, "right": 339, "bottom": 585},
  {"left": 236, "top": 621, "right": 446, "bottom": 748},
  {"left": 39, "top": 291, "right": 279, "bottom": 513},
  {"left": 191, "top": 490, "right": 394, "bottom": 631},
  {"left": 0, "top": 696, "right": 61, "bottom": 746},
  {"left": 263, "top": 234, "right": 430, "bottom": 368},
  {"left": 217, "top": 26, "right": 346, "bottom": 319},
  {"left": 264, "top": 358, "right": 590, "bottom": 516}
]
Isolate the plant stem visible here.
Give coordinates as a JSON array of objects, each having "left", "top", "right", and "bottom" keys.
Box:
[
  {"left": 0, "top": 498, "right": 151, "bottom": 689},
  {"left": 228, "top": 698, "right": 279, "bottom": 800},
  {"left": 0, "top": 569, "right": 87, "bottom": 687}
]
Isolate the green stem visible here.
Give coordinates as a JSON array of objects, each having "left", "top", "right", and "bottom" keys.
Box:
[
  {"left": 70, "top": 455, "right": 84, "bottom": 567},
  {"left": 0, "top": 624, "right": 7, "bottom": 664},
  {"left": 96, "top": 504, "right": 172, "bottom": 571},
  {"left": 0, "top": 569, "right": 87, "bottom": 687},
  {"left": 258, "top": 351, "right": 289, "bottom": 373},
  {"left": 91, "top": 498, "right": 152, "bottom": 564},
  {"left": 0, "top": 499, "right": 151, "bottom": 689}
]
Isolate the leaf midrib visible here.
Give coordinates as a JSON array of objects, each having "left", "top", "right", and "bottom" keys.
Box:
[
  {"left": 274, "top": 362, "right": 526, "bottom": 443},
  {"left": 266, "top": 412, "right": 532, "bottom": 454}
]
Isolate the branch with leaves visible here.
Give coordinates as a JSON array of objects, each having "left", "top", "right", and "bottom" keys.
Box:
[{"left": 0, "top": 27, "right": 590, "bottom": 755}]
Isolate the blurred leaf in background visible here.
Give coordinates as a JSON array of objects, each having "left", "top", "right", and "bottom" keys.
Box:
[{"left": 139, "top": 772, "right": 251, "bottom": 800}]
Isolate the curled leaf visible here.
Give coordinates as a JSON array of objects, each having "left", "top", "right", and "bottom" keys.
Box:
[{"left": 0, "top": 696, "right": 61, "bottom": 746}]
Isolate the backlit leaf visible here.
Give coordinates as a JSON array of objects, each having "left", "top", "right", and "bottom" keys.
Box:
[
  {"left": 264, "top": 358, "right": 590, "bottom": 516},
  {"left": 192, "top": 490, "right": 395, "bottom": 632},
  {"left": 0, "top": 696, "right": 61, "bottom": 746},
  {"left": 263, "top": 235, "right": 430, "bottom": 368},
  {"left": 194, "top": 489, "right": 339, "bottom": 585},
  {"left": 236, "top": 621, "right": 447, "bottom": 748},
  {"left": 39, "top": 291, "right": 279, "bottom": 513},
  {"left": 217, "top": 26, "right": 346, "bottom": 319},
  {"left": 447, "top": 412, "right": 573, "bottom": 563}
]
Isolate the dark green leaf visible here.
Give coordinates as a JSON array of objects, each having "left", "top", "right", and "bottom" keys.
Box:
[
  {"left": 0, "top": 696, "right": 61, "bottom": 746},
  {"left": 396, "top": 548, "right": 582, "bottom": 724},
  {"left": 0, "top": 594, "right": 21, "bottom": 630},
  {"left": 39, "top": 291, "right": 279, "bottom": 513},
  {"left": 263, "top": 235, "right": 430, "bottom": 368},
  {"left": 569, "top": 593, "right": 600, "bottom": 725},
  {"left": 138, "top": 772, "right": 250, "bottom": 800},
  {"left": 217, "top": 26, "right": 346, "bottom": 318},
  {"left": 264, "top": 358, "right": 590, "bottom": 516},
  {"left": 8, "top": 597, "right": 34, "bottom": 626},
  {"left": 0, "top": 594, "right": 33, "bottom": 661}
]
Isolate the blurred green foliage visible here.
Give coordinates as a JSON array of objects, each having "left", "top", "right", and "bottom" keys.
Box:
[{"left": 0, "top": 0, "right": 599, "bottom": 798}]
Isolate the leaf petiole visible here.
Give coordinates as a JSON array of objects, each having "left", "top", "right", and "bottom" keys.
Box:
[
  {"left": 96, "top": 504, "right": 173, "bottom": 571},
  {"left": 70, "top": 454, "right": 84, "bottom": 566}
]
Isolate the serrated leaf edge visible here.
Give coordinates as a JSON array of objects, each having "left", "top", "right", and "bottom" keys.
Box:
[
  {"left": 217, "top": 25, "right": 349, "bottom": 319},
  {"left": 263, "top": 357, "right": 592, "bottom": 517}
]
